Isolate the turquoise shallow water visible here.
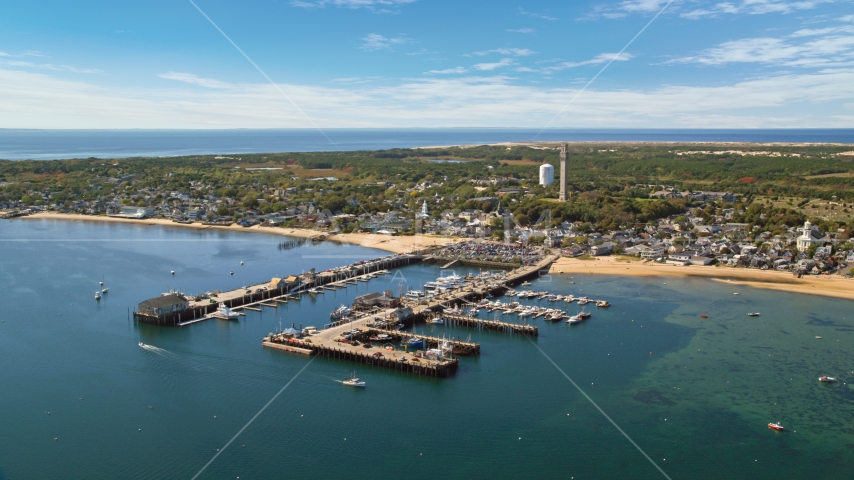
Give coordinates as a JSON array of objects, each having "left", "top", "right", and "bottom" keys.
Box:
[{"left": 1, "top": 219, "right": 852, "bottom": 479}]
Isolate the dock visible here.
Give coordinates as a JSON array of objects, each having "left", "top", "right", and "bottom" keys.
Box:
[
  {"left": 133, "top": 254, "right": 416, "bottom": 326},
  {"left": 263, "top": 307, "right": 459, "bottom": 377},
  {"left": 431, "top": 313, "right": 538, "bottom": 336}
]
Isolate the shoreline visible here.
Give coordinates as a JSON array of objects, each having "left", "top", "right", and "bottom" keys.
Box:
[
  {"left": 20, "top": 212, "right": 456, "bottom": 254},
  {"left": 15, "top": 213, "right": 854, "bottom": 300},
  {"left": 549, "top": 256, "right": 854, "bottom": 301}
]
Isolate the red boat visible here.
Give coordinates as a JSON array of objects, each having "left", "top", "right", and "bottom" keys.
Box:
[{"left": 768, "top": 422, "right": 784, "bottom": 431}]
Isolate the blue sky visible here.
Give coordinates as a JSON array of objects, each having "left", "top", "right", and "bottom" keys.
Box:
[{"left": 1, "top": 0, "right": 853, "bottom": 128}]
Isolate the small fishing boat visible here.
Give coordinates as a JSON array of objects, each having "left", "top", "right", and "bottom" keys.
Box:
[
  {"left": 700, "top": 315, "right": 709, "bottom": 319},
  {"left": 94, "top": 291, "right": 101, "bottom": 300},
  {"left": 370, "top": 333, "right": 392, "bottom": 342},
  {"left": 596, "top": 300, "right": 610, "bottom": 308},
  {"left": 230, "top": 270, "right": 234, "bottom": 275},
  {"left": 171, "top": 270, "right": 175, "bottom": 275},
  {"left": 101, "top": 288, "right": 109, "bottom": 294},
  {"left": 567, "top": 315, "right": 582, "bottom": 324},
  {"left": 520, "top": 281, "right": 532, "bottom": 286},
  {"left": 768, "top": 422, "right": 784, "bottom": 431},
  {"left": 429, "top": 318, "right": 445, "bottom": 325},
  {"left": 733, "top": 292, "right": 739, "bottom": 295},
  {"left": 240, "top": 261, "right": 244, "bottom": 265},
  {"left": 578, "top": 307, "right": 591, "bottom": 320},
  {"left": 138, "top": 342, "right": 146, "bottom": 348},
  {"left": 819, "top": 376, "right": 836, "bottom": 383},
  {"left": 343, "top": 372, "right": 365, "bottom": 388},
  {"left": 407, "top": 337, "right": 425, "bottom": 349},
  {"left": 815, "top": 336, "right": 822, "bottom": 339},
  {"left": 747, "top": 312, "right": 760, "bottom": 317}
]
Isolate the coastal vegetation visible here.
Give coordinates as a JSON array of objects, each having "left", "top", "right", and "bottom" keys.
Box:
[{"left": 2, "top": 144, "right": 854, "bottom": 234}]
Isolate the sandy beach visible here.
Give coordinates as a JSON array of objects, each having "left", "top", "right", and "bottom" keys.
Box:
[
  {"left": 17, "top": 212, "right": 854, "bottom": 300},
  {"left": 550, "top": 255, "right": 854, "bottom": 300},
  {"left": 21, "top": 212, "right": 456, "bottom": 254}
]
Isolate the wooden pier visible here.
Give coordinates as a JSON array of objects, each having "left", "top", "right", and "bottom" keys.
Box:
[
  {"left": 133, "top": 254, "right": 416, "bottom": 326},
  {"left": 431, "top": 313, "right": 538, "bottom": 336}
]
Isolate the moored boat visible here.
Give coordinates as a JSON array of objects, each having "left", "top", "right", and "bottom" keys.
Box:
[
  {"left": 596, "top": 300, "right": 609, "bottom": 307},
  {"left": 217, "top": 302, "right": 241, "bottom": 319},
  {"left": 330, "top": 305, "right": 352, "bottom": 320},
  {"left": 748, "top": 312, "right": 760, "bottom": 317},
  {"left": 407, "top": 337, "right": 425, "bottom": 349},
  {"left": 819, "top": 376, "right": 836, "bottom": 383}
]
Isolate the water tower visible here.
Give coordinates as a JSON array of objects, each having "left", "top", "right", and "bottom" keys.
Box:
[{"left": 539, "top": 163, "right": 554, "bottom": 186}]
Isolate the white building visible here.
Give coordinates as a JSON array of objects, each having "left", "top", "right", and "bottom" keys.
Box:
[
  {"left": 539, "top": 163, "right": 554, "bottom": 186},
  {"left": 416, "top": 200, "right": 429, "bottom": 219},
  {"left": 796, "top": 221, "right": 823, "bottom": 252}
]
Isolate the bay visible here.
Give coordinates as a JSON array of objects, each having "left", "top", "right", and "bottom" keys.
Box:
[
  {"left": 1, "top": 128, "right": 853, "bottom": 160},
  {"left": 1, "top": 218, "right": 852, "bottom": 479}
]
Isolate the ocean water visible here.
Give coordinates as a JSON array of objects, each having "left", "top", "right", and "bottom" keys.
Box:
[
  {"left": 1, "top": 219, "right": 853, "bottom": 479},
  {"left": 1, "top": 128, "right": 853, "bottom": 160}
]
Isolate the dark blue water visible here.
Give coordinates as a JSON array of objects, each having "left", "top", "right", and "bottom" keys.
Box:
[
  {"left": 1, "top": 128, "right": 852, "bottom": 160},
  {"left": 1, "top": 218, "right": 853, "bottom": 479}
]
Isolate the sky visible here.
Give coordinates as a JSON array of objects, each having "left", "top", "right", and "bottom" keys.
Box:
[{"left": 1, "top": 0, "right": 853, "bottom": 129}]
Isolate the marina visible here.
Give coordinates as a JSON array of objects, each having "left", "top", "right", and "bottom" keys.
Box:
[
  {"left": 3, "top": 220, "right": 854, "bottom": 479},
  {"left": 132, "top": 241, "right": 563, "bottom": 376}
]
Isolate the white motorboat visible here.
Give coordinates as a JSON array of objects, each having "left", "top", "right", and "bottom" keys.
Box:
[
  {"left": 343, "top": 372, "right": 366, "bottom": 388},
  {"left": 94, "top": 291, "right": 101, "bottom": 300},
  {"left": 217, "top": 303, "right": 241, "bottom": 319},
  {"left": 566, "top": 315, "right": 582, "bottom": 324},
  {"left": 330, "top": 305, "right": 352, "bottom": 320},
  {"left": 101, "top": 288, "right": 109, "bottom": 294},
  {"left": 429, "top": 317, "right": 445, "bottom": 325}
]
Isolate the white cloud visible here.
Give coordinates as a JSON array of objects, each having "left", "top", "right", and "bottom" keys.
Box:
[
  {"left": 518, "top": 8, "right": 557, "bottom": 20},
  {"left": 668, "top": 26, "right": 854, "bottom": 67},
  {"left": 507, "top": 28, "right": 535, "bottom": 34},
  {"left": 1, "top": 67, "right": 853, "bottom": 128},
  {"left": 0, "top": 52, "right": 8, "bottom": 57},
  {"left": 681, "top": 0, "right": 837, "bottom": 19},
  {"left": 360, "top": 33, "right": 409, "bottom": 51},
  {"left": 0, "top": 58, "right": 101, "bottom": 74},
  {"left": 157, "top": 72, "right": 232, "bottom": 89},
  {"left": 535, "top": 52, "right": 634, "bottom": 74},
  {"left": 620, "top": 0, "right": 672, "bottom": 13},
  {"left": 473, "top": 58, "right": 514, "bottom": 71},
  {"left": 425, "top": 67, "right": 467, "bottom": 74},
  {"left": 471, "top": 48, "right": 536, "bottom": 57},
  {"left": 292, "top": 0, "right": 415, "bottom": 11}
]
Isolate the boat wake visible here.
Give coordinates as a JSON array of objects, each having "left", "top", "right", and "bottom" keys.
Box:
[{"left": 138, "top": 343, "right": 175, "bottom": 357}]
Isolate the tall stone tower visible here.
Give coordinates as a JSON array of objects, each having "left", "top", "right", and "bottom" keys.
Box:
[{"left": 559, "top": 143, "right": 568, "bottom": 201}]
